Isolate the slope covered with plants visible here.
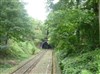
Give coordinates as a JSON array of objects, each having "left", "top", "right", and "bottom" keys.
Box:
[{"left": 46, "top": 0, "right": 100, "bottom": 74}]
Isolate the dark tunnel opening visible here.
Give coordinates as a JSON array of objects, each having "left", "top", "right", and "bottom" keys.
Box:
[{"left": 41, "top": 41, "right": 52, "bottom": 49}]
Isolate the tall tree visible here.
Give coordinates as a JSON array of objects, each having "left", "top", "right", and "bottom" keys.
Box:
[
  {"left": 0, "top": 0, "right": 33, "bottom": 48},
  {"left": 99, "top": 0, "right": 100, "bottom": 44}
]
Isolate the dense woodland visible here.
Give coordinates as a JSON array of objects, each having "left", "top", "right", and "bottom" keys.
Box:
[
  {"left": 0, "top": 0, "right": 100, "bottom": 74},
  {"left": 46, "top": 0, "right": 100, "bottom": 74}
]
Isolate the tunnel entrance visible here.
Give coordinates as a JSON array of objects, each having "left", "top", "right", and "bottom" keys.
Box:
[{"left": 42, "top": 41, "right": 52, "bottom": 49}]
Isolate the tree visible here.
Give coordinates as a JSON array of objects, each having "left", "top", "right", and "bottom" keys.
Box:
[
  {"left": 46, "top": 0, "right": 99, "bottom": 51},
  {"left": 99, "top": 0, "right": 100, "bottom": 44},
  {"left": 0, "top": 0, "right": 33, "bottom": 49}
]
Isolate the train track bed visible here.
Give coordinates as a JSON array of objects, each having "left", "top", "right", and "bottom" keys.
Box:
[
  {"left": 11, "top": 49, "right": 61, "bottom": 74},
  {"left": 11, "top": 50, "right": 53, "bottom": 74},
  {"left": 11, "top": 50, "right": 47, "bottom": 74}
]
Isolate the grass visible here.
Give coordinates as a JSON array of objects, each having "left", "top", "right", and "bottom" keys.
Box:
[
  {"left": 0, "top": 40, "right": 40, "bottom": 74},
  {"left": 0, "top": 49, "right": 31, "bottom": 74}
]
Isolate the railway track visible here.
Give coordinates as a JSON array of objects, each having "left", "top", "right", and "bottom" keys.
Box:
[
  {"left": 11, "top": 49, "right": 60, "bottom": 74},
  {"left": 11, "top": 50, "right": 47, "bottom": 74}
]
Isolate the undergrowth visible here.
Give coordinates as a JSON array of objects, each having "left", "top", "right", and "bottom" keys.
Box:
[
  {"left": 56, "top": 49, "right": 100, "bottom": 74},
  {"left": 0, "top": 40, "right": 40, "bottom": 74}
]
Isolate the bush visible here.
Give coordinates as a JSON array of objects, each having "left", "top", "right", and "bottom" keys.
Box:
[{"left": 56, "top": 49, "right": 100, "bottom": 74}]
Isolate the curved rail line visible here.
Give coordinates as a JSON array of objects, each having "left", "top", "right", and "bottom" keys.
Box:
[{"left": 11, "top": 50, "right": 47, "bottom": 74}]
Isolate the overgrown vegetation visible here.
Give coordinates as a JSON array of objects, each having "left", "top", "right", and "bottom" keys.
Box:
[
  {"left": 0, "top": 0, "right": 45, "bottom": 73},
  {"left": 0, "top": 0, "right": 100, "bottom": 74},
  {"left": 46, "top": 0, "right": 100, "bottom": 74}
]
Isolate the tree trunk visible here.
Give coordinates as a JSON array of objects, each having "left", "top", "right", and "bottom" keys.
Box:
[
  {"left": 99, "top": 0, "right": 100, "bottom": 44},
  {"left": 5, "top": 33, "right": 8, "bottom": 45}
]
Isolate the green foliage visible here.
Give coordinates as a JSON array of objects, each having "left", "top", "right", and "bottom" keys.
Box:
[
  {"left": 0, "top": 40, "right": 39, "bottom": 74},
  {"left": 46, "top": 0, "right": 99, "bottom": 53},
  {"left": 0, "top": 39, "right": 38, "bottom": 57},
  {"left": 56, "top": 49, "right": 100, "bottom": 74},
  {"left": 0, "top": 0, "right": 44, "bottom": 52},
  {"left": 0, "top": 1, "right": 45, "bottom": 73},
  {"left": 0, "top": 0, "right": 34, "bottom": 47},
  {"left": 46, "top": 0, "right": 99, "bottom": 74},
  {"left": 32, "top": 19, "right": 47, "bottom": 47},
  {"left": 11, "top": 40, "right": 37, "bottom": 55}
]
